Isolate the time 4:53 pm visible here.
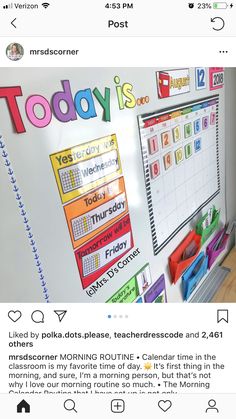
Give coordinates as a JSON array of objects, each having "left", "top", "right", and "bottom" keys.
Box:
[{"left": 105, "top": 2, "right": 134, "bottom": 9}]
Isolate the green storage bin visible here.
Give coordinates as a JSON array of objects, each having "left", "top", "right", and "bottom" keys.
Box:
[{"left": 196, "top": 207, "right": 220, "bottom": 245}]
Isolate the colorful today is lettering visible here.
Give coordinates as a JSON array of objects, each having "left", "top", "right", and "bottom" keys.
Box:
[{"left": 0, "top": 76, "right": 149, "bottom": 134}]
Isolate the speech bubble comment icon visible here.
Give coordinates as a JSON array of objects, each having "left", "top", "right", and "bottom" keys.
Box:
[{"left": 31, "top": 310, "right": 44, "bottom": 323}]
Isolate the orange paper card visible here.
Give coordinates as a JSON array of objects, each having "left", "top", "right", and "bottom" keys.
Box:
[{"left": 64, "top": 177, "right": 128, "bottom": 249}]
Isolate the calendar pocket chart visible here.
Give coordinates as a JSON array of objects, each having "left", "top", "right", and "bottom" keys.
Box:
[{"left": 138, "top": 95, "right": 220, "bottom": 255}]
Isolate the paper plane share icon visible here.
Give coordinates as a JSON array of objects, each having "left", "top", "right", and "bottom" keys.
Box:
[{"left": 54, "top": 310, "right": 67, "bottom": 322}]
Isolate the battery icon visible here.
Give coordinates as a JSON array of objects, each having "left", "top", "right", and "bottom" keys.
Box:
[{"left": 213, "top": 2, "right": 228, "bottom": 8}]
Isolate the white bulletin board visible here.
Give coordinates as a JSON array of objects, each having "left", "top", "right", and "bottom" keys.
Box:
[{"left": 0, "top": 67, "right": 227, "bottom": 303}]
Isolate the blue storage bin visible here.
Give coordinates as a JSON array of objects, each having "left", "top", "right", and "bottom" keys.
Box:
[{"left": 182, "top": 252, "right": 208, "bottom": 301}]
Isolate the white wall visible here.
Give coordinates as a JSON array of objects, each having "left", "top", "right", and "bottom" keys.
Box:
[{"left": 225, "top": 68, "right": 236, "bottom": 243}]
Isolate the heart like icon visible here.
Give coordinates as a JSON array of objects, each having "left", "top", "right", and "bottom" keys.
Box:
[
  {"left": 158, "top": 400, "right": 172, "bottom": 412},
  {"left": 8, "top": 310, "right": 22, "bottom": 322}
]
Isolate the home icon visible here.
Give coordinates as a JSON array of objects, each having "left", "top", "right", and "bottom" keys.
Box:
[{"left": 17, "top": 400, "right": 30, "bottom": 413}]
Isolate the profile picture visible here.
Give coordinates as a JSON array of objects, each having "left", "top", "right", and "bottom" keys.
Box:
[{"left": 6, "top": 42, "right": 24, "bottom": 61}]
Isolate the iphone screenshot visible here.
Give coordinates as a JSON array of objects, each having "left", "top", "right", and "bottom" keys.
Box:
[{"left": 0, "top": 0, "right": 236, "bottom": 417}]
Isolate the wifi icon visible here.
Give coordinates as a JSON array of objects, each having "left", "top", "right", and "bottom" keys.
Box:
[{"left": 42, "top": 2, "right": 50, "bottom": 8}]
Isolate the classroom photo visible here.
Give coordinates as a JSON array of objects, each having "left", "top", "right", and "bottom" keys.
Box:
[{"left": 0, "top": 67, "right": 236, "bottom": 303}]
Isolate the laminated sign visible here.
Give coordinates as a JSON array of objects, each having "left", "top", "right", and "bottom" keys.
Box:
[
  {"left": 64, "top": 177, "right": 128, "bottom": 249},
  {"left": 75, "top": 214, "right": 134, "bottom": 289},
  {"left": 209, "top": 67, "right": 224, "bottom": 90},
  {"left": 50, "top": 134, "right": 134, "bottom": 289},
  {"left": 157, "top": 69, "right": 190, "bottom": 99},
  {"left": 50, "top": 134, "right": 122, "bottom": 204}
]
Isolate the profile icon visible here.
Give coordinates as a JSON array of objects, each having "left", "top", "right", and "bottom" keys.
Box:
[
  {"left": 6, "top": 42, "right": 24, "bottom": 61},
  {"left": 206, "top": 399, "right": 219, "bottom": 413}
]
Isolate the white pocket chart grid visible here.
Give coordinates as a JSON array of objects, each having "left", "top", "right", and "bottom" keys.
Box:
[{"left": 138, "top": 95, "right": 220, "bottom": 255}]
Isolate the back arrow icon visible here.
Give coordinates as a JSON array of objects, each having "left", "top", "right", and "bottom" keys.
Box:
[
  {"left": 211, "top": 17, "right": 225, "bottom": 31},
  {"left": 11, "top": 18, "right": 17, "bottom": 28}
]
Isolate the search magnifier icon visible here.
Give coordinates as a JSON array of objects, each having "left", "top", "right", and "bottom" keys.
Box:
[{"left": 64, "top": 399, "right": 77, "bottom": 413}]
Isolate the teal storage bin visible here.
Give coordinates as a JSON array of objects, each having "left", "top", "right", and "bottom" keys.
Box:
[{"left": 182, "top": 252, "right": 208, "bottom": 300}]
